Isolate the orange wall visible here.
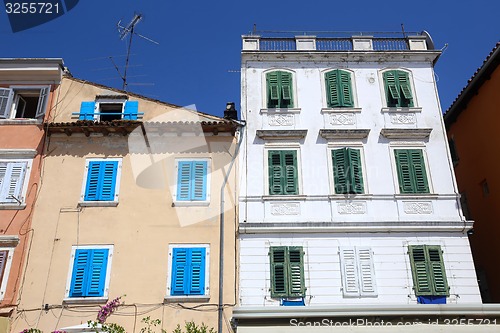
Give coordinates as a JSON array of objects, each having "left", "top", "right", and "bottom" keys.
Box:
[
  {"left": 0, "top": 86, "right": 56, "bottom": 309},
  {"left": 447, "top": 66, "right": 500, "bottom": 302}
]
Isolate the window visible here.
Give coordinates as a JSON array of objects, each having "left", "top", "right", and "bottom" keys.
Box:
[
  {"left": 78, "top": 100, "right": 139, "bottom": 121},
  {"left": 0, "top": 161, "right": 30, "bottom": 206},
  {"left": 0, "top": 248, "right": 14, "bottom": 300},
  {"left": 448, "top": 138, "right": 459, "bottom": 165},
  {"left": 266, "top": 71, "right": 294, "bottom": 108},
  {"left": 339, "top": 247, "right": 377, "bottom": 297},
  {"left": 66, "top": 245, "right": 113, "bottom": 299},
  {"left": 0, "top": 86, "right": 49, "bottom": 119},
  {"left": 81, "top": 159, "right": 122, "bottom": 204},
  {"left": 325, "top": 70, "right": 354, "bottom": 107},
  {"left": 383, "top": 70, "right": 414, "bottom": 107},
  {"left": 394, "top": 149, "right": 429, "bottom": 194},
  {"left": 175, "top": 160, "right": 210, "bottom": 203},
  {"left": 168, "top": 246, "right": 208, "bottom": 297},
  {"left": 269, "top": 246, "right": 305, "bottom": 298},
  {"left": 268, "top": 150, "right": 298, "bottom": 195},
  {"left": 332, "top": 148, "right": 364, "bottom": 194},
  {"left": 408, "top": 245, "right": 449, "bottom": 297}
]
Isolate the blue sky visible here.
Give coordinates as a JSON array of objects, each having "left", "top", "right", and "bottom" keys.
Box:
[{"left": 1, "top": 0, "right": 499, "bottom": 118}]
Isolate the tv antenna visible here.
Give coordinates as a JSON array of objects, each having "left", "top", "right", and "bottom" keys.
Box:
[{"left": 115, "top": 13, "right": 159, "bottom": 91}]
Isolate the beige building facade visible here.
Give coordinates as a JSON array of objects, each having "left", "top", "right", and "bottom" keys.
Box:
[{"left": 10, "top": 76, "right": 240, "bottom": 333}]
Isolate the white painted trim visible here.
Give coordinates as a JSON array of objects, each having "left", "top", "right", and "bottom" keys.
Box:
[
  {"left": 0, "top": 149, "right": 37, "bottom": 158},
  {"left": 172, "top": 158, "right": 212, "bottom": 205},
  {"left": 326, "top": 145, "right": 368, "bottom": 195},
  {"left": 80, "top": 158, "right": 122, "bottom": 205},
  {"left": 165, "top": 244, "right": 210, "bottom": 298},
  {"left": 95, "top": 98, "right": 126, "bottom": 121},
  {"left": 0, "top": 248, "right": 14, "bottom": 301},
  {"left": 64, "top": 244, "right": 114, "bottom": 300}
]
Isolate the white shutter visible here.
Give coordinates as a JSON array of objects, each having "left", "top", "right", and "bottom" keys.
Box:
[
  {"left": 0, "top": 88, "right": 13, "bottom": 119},
  {"left": 35, "top": 86, "right": 50, "bottom": 118},
  {"left": 340, "top": 247, "right": 360, "bottom": 296},
  {"left": 357, "top": 247, "right": 377, "bottom": 296},
  {"left": 0, "top": 162, "right": 27, "bottom": 203},
  {"left": 0, "top": 163, "right": 7, "bottom": 200}
]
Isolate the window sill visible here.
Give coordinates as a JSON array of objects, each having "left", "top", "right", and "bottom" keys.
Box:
[
  {"left": 381, "top": 107, "right": 422, "bottom": 113},
  {"left": 63, "top": 297, "right": 108, "bottom": 304},
  {"left": 78, "top": 201, "right": 119, "bottom": 207},
  {"left": 164, "top": 295, "right": 210, "bottom": 303},
  {"left": 260, "top": 108, "right": 301, "bottom": 114},
  {"left": 321, "top": 107, "right": 362, "bottom": 113},
  {"left": 329, "top": 194, "right": 373, "bottom": 200},
  {"left": 0, "top": 203, "right": 26, "bottom": 210},
  {"left": 262, "top": 195, "right": 306, "bottom": 201},
  {"left": 172, "top": 201, "right": 210, "bottom": 207},
  {"left": 0, "top": 119, "right": 42, "bottom": 125},
  {"left": 395, "top": 194, "right": 438, "bottom": 199}
]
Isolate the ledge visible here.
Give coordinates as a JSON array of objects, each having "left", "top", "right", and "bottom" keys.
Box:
[
  {"left": 239, "top": 221, "right": 473, "bottom": 234},
  {"left": 321, "top": 107, "right": 362, "bottom": 113},
  {"left": 0, "top": 119, "right": 42, "bottom": 125},
  {"left": 262, "top": 195, "right": 307, "bottom": 201},
  {"left": 63, "top": 297, "right": 108, "bottom": 305},
  {"left": 0, "top": 149, "right": 37, "bottom": 158},
  {"left": 78, "top": 201, "right": 119, "bottom": 207},
  {"left": 319, "top": 129, "right": 370, "bottom": 139},
  {"left": 260, "top": 108, "right": 302, "bottom": 114},
  {"left": 0, "top": 236, "right": 20, "bottom": 247},
  {"left": 172, "top": 201, "right": 210, "bottom": 207},
  {"left": 164, "top": 295, "right": 210, "bottom": 303},
  {"left": 380, "top": 128, "right": 432, "bottom": 139},
  {"left": 256, "top": 130, "right": 307, "bottom": 140},
  {"left": 381, "top": 107, "right": 423, "bottom": 113},
  {"left": 0, "top": 203, "right": 26, "bottom": 210}
]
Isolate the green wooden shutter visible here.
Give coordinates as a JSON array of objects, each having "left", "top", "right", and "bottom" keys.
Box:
[
  {"left": 409, "top": 246, "right": 432, "bottom": 295},
  {"left": 339, "top": 70, "right": 354, "bottom": 107},
  {"left": 283, "top": 151, "right": 298, "bottom": 195},
  {"left": 280, "top": 72, "right": 293, "bottom": 106},
  {"left": 325, "top": 71, "right": 340, "bottom": 107},
  {"left": 384, "top": 71, "right": 400, "bottom": 100},
  {"left": 427, "top": 246, "right": 449, "bottom": 295},
  {"left": 409, "top": 150, "right": 429, "bottom": 193},
  {"left": 270, "top": 247, "right": 288, "bottom": 297},
  {"left": 288, "top": 247, "right": 305, "bottom": 297},
  {"left": 395, "top": 150, "right": 415, "bottom": 193},
  {"left": 268, "top": 151, "right": 284, "bottom": 195},
  {"left": 332, "top": 148, "right": 348, "bottom": 194},
  {"left": 347, "top": 148, "right": 364, "bottom": 194},
  {"left": 398, "top": 71, "right": 413, "bottom": 100},
  {"left": 267, "top": 72, "right": 280, "bottom": 108}
]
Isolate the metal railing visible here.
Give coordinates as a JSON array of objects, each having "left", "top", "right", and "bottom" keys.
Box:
[
  {"left": 259, "top": 38, "right": 296, "bottom": 51},
  {"left": 373, "top": 38, "right": 409, "bottom": 51}
]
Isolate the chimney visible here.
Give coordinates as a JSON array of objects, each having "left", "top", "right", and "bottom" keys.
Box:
[{"left": 224, "top": 102, "right": 238, "bottom": 120}]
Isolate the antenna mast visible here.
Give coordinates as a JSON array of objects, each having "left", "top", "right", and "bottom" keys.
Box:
[{"left": 116, "top": 13, "right": 159, "bottom": 91}]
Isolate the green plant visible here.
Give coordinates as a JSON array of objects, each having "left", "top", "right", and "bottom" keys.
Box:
[
  {"left": 140, "top": 316, "right": 164, "bottom": 333},
  {"left": 173, "top": 321, "right": 215, "bottom": 333}
]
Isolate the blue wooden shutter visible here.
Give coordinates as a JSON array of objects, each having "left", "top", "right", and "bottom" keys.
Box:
[
  {"left": 191, "top": 161, "right": 207, "bottom": 201},
  {"left": 123, "top": 101, "right": 139, "bottom": 120},
  {"left": 79, "top": 102, "right": 95, "bottom": 121},
  {"left": 188, "top": 248, "right": 206, "bottom": 295},
  {"left": 177, "top": 161, "right": 193, "bottom": 201},
  {"left": 86, "top": 249, "right": 109, "bottom": 296},
  {"left": 70, "top": 249, "right": 90, "bottom": 297},
  {"left": 99, "top": 161, "right": 118, "bottom": 201},
  {"left": 171, "top": 248, "right": 188, "bottom": 295},
  {"left": 84, "top": 162, "right": 102, "bottom": 201},
  {"left": 0, "top": 88, "right": 13, "bottom": 119}
]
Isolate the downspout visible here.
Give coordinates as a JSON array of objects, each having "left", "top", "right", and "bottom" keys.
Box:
[{"left": 218, "top": 119, "right": 246, "bottom": 333}]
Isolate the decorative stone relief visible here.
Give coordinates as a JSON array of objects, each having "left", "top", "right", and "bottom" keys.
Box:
[
  {"left": 404, "top": 201, "right": 433, "bottom": 214},
  {"left": 337, "top": 202, "right": 366, "bottom": 214},
  {"left": 268, "top": 114, "right": 294, "bottom": 126},
  {"left": 390, "top": 113, "right": 416, "bottom": 124},
  {"left": 271, "top": 203, "right": 300, "bottom": 215},
  {"left": 330, "top": 113, "right": 355, "bottom": 125}
]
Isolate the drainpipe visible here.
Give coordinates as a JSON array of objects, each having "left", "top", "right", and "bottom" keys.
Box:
[{"left": 218, "top": 118, "right": 246, "bottom": 333}]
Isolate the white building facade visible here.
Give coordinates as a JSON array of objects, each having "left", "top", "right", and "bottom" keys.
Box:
[{"left": 234, "top": 33, "right": 500, "bottom": 332}]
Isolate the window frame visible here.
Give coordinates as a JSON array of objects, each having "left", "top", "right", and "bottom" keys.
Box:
[
  {"left": 172, "top": 158, "right": 211, "bottom": 206},
  {"left": 77, "top": 98, "right": 140, "bottom": 121},
  {"left": 0, "top": 248, "right": 14, "bottom": 301},
  {"left": 165, "top": 244, "right": 210, "bottom": 302},
  {"left": 323, "top": 69, "right": 357, "bottom": 108},
  {"left": 0, "top": 157, "right": 33, "bottom": 209},
  {"left": 328, "top": 146, "right": 367, "bottom": 195},
  {"left": 0, "top": 85, "right": 50, "bottom": 121},
  {"left": 264, "top": 147, "right": 302, "bottom": 196},
  {"left": 263, "top": 69, "right": 296, "bottom": 109},
  {"left": 393, "top": 148, "right": 430, "bottom": 194},
  {"left": 408, "top": 245, "right": 449, "bottom": 297},
  {"left": 339, "top": 247, "right": 377, "bottom": 298},
  {"left": 79, "top": 158, "right": 122, "bottom": 207},
  {"left": 269, "top": 246, "right": 305, "bottom": 299},
  {"left": 64, "top": 245, "right": 114, "bottom": 303},
  {"left": 379, "top": 69, "right": 417, "bottom": 108}
]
